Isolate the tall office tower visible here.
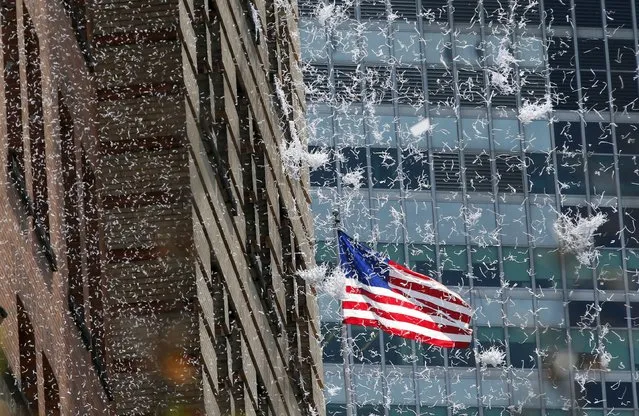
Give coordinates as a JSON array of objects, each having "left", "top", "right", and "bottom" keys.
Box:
[
  {"left": 1, "top": 0, "right": 323, "bottom": 414},
  {"left": 300, "top": 0, "right": 639, "bottom": 415}
]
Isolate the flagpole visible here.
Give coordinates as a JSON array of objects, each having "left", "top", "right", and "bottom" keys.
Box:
[{"left": 333, "top": 210, "right": 353, "bottom": 416}]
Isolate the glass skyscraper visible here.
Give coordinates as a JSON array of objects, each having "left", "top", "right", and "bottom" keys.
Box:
[{"left": 300, "top": 0, "right": 639, "bottom": 415}]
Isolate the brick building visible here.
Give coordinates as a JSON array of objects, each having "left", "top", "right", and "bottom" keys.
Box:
[{"left": 0, "top": 0, "right": 323, "bottom": 414}]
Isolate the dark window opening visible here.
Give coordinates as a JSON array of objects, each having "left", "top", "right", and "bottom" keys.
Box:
[
  {"left": 401, "top": 149, "right": 430, "bottom": 191},
  {"left": 309, "top": 146, "right": 336, "bottom": 187},
  {"left": 588, "top": 155, "right": 616, "bottom": 197},
  {"left": 396, "top": 67, "right": 423, "bottom": 105},
  {"left": 385, "top": 333, "right": 415, "bottom": 365},
  {"left": 574, "top": 0, "right": 603, "bottom": 27},
  {"left": 557, "top": 154, "right": 586, "bottom": 195},
  {"left": 547, "top": 37, "right": 575, "bottom": 69},
  {"left": 605, "top": 0, "right": 634, "bottom": 29},
  {"left": 421, "top": 0, "right": 448, "bottom": 22},
  {"left": 527, "top": 153, "right": 555, "bottom": 194},
  {"left": 599, "top": 302, "right": 627, "bottom": 327},
  {"left": 615, "top": 124, "right": 639, "bottom": 154},
  {"left": 356, "top": 405, "right": 384, "bottom": 416},
  {"left": 472, "top": 257, "right": 500, "bottom": 287},
  {"left": 464, "top": 153, "right": 493, "bottom": 192},
  {"left": 432, "top": 153, "right": 462, "bottom": 191},
  {"left": 327, "top": 404, "right": 348, "bottom": 416},
  {"left": 554, "top": 121, "right": 582, "bottom": 152},
  {"left": 607, "top": 381, "right": 633, "bottom": 408},
  {"left": 568, "top": 300, "right": 596, "bottom": 327},
  {"left": 618, "top": 156, "right": 639, "bottom": 196},
  {"left": 611, "top": 72, "right": 639, "bottom": 111},
  {"left": 496, "top": 154, "right": 524, "bottom": 193},
  {"left": 580, "top": 70, "right": 609, "bottom": 111},
  {"left": 321, "top": 322, "right": 342, "bottom": 364},
  {"left": 24, "top": 6, "right": 56, "bottom": 271},
  {"left": 449, "top": 347, "right": 476, "bottom": 367},
  {"left": 544, "top": 0, "right": 573, "bottom": 27},
  {"left": 584, "top": 123, "right": 613, "bottom": 153},
  {"left": 577, "top": 38, "right": 606, "bottom": 70},
  {"left": 351, "top": 325, "right": 381, "bottom": 364},
  {"left": 607, "top": 39, "right": 636, "bottom": 70},
  {"left": 623, "top": 208, "right": 639, "bottom": 248},
  {"left": 17, "top": 297, "right": 38, "bottom": 412},
  {"left": 42, "top": 354, "right": 60, "bottom": 416},
  {"left": 370, "top": 147, "right": 399, "bottom": 189},
  {"left": 339, "top": 147, "right": 368, "bottom": 187},
  {"left": 452, "top": 0, "right": 479, "bottom": 22},
  {"left": 575, "top": 381, "right": 603, "bottom": 407},
  {"left": 550, "top": 71, "right": 579, "bottom": 110},
  {"left": 417, "top": 343, "right": 445, "bottom": 366},
  {"left": 509, "top": 329, "right": 537, "bottom": 368}
]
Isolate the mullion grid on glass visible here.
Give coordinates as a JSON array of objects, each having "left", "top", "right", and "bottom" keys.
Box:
[
  {"left": 513, "top": 5, "right": 557, "bottom": 412},
  {"left": 308, "top": 0, "right": 639, "bottom": 413},
  {"left": 598, "top": 0, "right": 638, "bottom": 409},
  {"left": 474, "top": 4, "right": 512, "bottom": 411},
  {"left": 538, "top": 21, "right": 578, "bottom": 408},
  {"left": 623, "top": 0, "right": 639, "bottom": 411},
  {"left": 445, "top": 1, "right": 482, "bottom": 414}
]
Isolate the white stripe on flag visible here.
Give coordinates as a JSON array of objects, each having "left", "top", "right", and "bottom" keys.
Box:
[
  {"left": 388, "top": 266, "right": 471, "bottom": 313},
  {"left": 343, "top": 291, "right": 469, "bottom": 331},
  {"left": 343, "top": 308, "right": 472, "bottom": 344}
]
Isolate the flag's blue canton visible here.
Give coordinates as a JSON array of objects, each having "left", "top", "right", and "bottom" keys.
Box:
[{"left": 338, "top": 231, "right": 391, "bottom": 290}]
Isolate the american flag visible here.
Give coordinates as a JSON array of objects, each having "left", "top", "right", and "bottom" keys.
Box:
[{"left": 339, "top": 230, "right": 473, "bottom": 348}]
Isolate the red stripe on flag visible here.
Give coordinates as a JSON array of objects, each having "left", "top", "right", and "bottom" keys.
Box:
[
  {"left": 343, "top": 300, "right": 471, "bottom": 336},
  {"left": 387, "top": 276, "right": 472, "bottom": 324},
  {"left": 388, "top": 260, "right": 470, "bottom": 308},
  {"left": 345, "top": 286, "right": 469, "bottom": 333},
  {"left": 343, "top": 316, "right": 471, "bottom": 349}
]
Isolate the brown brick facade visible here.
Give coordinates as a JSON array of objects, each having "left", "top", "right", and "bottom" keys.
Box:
[
  {"left": 1, "top": 0, "right": 323, "bottom": 413},
  {"left": 0, "top": 0, "right": 109, "bottom": 414}
]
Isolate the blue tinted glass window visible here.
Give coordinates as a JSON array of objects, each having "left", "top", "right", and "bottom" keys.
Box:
[
  {"left": 557, "top": 153, "right": 586, "bottom": 195},
  {"left": 606, "top": 382, "right": 633, "bottom": 408},
  {"left": 385, "top": 333, "right": 415, "bottom": 365},
  {"left": 327, "top": 404, "right": 348, "bottom": 416},
  {"left": 371, "top": 147, "right": 399, "bottom": 189},
  {"left": 322, "top": 322, "right": 343, "bottom": 363},
  {"left": 554, "top": 121, "right": 582, "bottom": 152},
  {"left": 351, "top": 325, "right": 381, "bottom": 364},
  {"left": 534, "top": 248, "right": 561, "bottom": 289},
  {"left": 616, "top": 124, "right": 639, "bottom": 154},
  {"left": 472, "top": 246, "right": 500, "bottom": 287},
  {"left": 339, "top": 147, "right": 368, "bottom": 187},
  {"left": 618, "top": 156, "right": 639, "bottom": 196},
  {"left": 509, "top": 328, "right": 537, "bottom": 368},
  {"left": 624, "top": 208, "right": 639, "bottom": 248},
  {"left": 584, "top": 123, "right": 613, "bottom": 153},
  {"left": 503, "top": 247, "right": 531, "bottom": 288},
  {"left": 440, "top": 245, "right": 468, "bottom": 287},
  {"left": 568, "top": 301, "right": 596, "bottom": 327},
  {"left": 575, "top": 381, "right": 603, "bottom": 407},
  {"left": 309, "top": 146, "right": 337, "bottom": 187},
  {"left": 599, "top": 302, "right": 627, "bottom": 327},
  {"left": 527, "top": 153, "right": 555, "bottom": 194}
]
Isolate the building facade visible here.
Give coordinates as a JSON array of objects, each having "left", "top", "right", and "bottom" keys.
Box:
[
  {"left": 0, "top": 0, "right": 110, "bottom": 414},
  {"left": 300, "top": 0, "right": 639, "bottom": 415},
  {"left": 1, "top": 0, "right": 323, "bottom": 414}
]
